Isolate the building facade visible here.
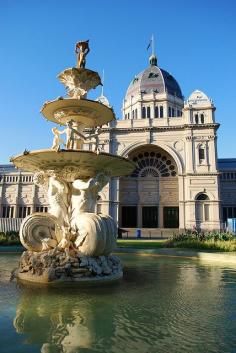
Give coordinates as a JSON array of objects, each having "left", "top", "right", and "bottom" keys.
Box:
[{"left": 1, "top": 53, "right": 236, "bottom": 233}]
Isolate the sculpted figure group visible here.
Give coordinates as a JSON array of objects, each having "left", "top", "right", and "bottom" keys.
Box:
[
  {"left": 24, "top": 171, "right": 115, "bottom": 256},
  {"left": 51, "top": 120, "right": 102, "bottom": 153}
]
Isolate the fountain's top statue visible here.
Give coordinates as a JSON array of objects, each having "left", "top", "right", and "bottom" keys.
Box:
[{"left": 75, "top": 40, "right": 90, "bottom": 69}]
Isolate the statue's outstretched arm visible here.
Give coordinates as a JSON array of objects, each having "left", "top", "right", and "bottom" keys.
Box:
[{"left": 73, "top": 177, "right": 95, "bottom": 191}]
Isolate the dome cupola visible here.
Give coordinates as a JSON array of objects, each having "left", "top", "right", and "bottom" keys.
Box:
[{"left": 122, "top": 46, "right": 184, "bottom": 120}]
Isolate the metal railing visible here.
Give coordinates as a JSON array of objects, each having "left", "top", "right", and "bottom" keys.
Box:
[{"left": 0, "top": 218, "right": 23, "bottom": 232}]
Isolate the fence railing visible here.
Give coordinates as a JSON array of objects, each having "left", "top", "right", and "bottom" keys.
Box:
[{"left": 0, "top": 218, "right": 23, "bottom": 233}]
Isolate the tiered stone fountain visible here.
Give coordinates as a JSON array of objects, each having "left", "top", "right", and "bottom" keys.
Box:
[{"left": 11, "top": 41, "right": 135, "bottom": 284}]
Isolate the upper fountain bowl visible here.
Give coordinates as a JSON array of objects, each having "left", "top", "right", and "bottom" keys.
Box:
[{"left": 41, "top": 98, "right": 115, "bottom": 127}]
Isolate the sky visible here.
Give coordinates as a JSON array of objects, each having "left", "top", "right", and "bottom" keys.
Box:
[{"left": 0, "top": 0, "right": 236, "bottom": 163}]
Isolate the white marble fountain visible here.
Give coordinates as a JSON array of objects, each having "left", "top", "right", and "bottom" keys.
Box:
[{"left": 11, "top": 41, "right": 135, "bottom": 284}]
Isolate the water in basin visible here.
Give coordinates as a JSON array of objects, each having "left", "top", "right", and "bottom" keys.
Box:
[{"left": 1, "top": 253, "right": 236, "bottom": 353}]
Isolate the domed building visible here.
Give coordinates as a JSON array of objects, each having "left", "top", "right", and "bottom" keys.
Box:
[
  {"left": 94, "top": 53, "right": 227, "bottom": 233},
  {"left": 1, "top": 52, "right": 236, "bottom": 234}
]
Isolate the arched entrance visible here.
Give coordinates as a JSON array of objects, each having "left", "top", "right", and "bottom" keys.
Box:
[{"left": 119, "top": 145, "right": 179, "bottom": 229}]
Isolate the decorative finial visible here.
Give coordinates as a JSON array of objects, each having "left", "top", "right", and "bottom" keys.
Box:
[
  {"left": 75, "top": 40, "right": 90, "bottom": 68},
  {"left": 147, "top": 34, "right": 158, "bottom": 66}
]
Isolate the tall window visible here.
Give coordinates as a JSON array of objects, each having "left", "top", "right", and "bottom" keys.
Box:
[
  {"left": 135, "top": 109, "right": 138, "bottom": 119},
  {"left": 195, "top": 193, "right": 210, "bottom": 222},
  {"left": 18, "top": 206, "right": 31, "bottom": 218},
  {"left": 142, "top": 107, "right": 146, "bottom": 119},
  {"left": 198, "top": 145, "right": 205, "bottom": 163},
  {"left": 155, "top": 106, "right": 159, "bottom": 118},
  {"left": 2, "top": 206, "right": 14, "bottom": 218},
  {"left": 195, "top": 114, "right": 199, "bottom": 124},
  {"left": 172, "top": 108, "right": 175, "bottom": 117},
  {"left": 200, "top": 114, "right": 204, "bottom": 124},
  {"left": 160, "top": 106, "right": 163, "bottom": 118},
  {"left": 132, "top": 110, "right": 134, "bottom": 119},
  {"left": 147, "top": 106, "right": 151, "bottom": 118},
  {"left": 168, "top": 107, "right": 171, "bottom": 117},
  {"left": 35, "top": 206, "right": 48, "bottom": 213}
]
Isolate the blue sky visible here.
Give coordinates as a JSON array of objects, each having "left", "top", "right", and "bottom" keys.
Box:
[{"left": 0, "top": 0, "right": 236, "bottom": 163}]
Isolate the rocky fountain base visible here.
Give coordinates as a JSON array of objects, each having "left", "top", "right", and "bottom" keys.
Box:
[{"left": 18, "top": 249, "right": 122, "bottom": 284}]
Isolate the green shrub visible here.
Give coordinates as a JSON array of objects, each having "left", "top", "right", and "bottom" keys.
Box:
[
  {"left": 167, "top": 230, "right": 236, "bottom": 251},
  {"left": 0, "top": 231, "right": 20, "bottom": 245}
]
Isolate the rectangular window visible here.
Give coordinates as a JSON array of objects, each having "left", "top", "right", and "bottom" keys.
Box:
[
  {"left": 199, "top": 148, "right": 205, "bottom": 162},
  {"left": 2, "top": 206, "right": 14, "bottom": 218},
  {"left": 35, "top": 206, "right": 48, "bottom": 213},
  {"left": 163, "top": 207, "right": 179, "bottom": 228},
  {"left": 142, "top": 206, "right": 158, "bottom": 228},
  {"left": 121, "top": 206, "right": 137, "bottom": 227},
  {"left": 204, "top": 204, "right": 210, "bottom": 221},
  {"left": 19, "top": 206, "right": 31, "bottom": 218}
]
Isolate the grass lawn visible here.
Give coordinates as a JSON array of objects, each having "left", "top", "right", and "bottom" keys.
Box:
[
  {"left": 117, "top": 238, "right": 236, "bottom": 252},
  {"left": 117, "top": 239, "right": 167, "bottom": 248}
]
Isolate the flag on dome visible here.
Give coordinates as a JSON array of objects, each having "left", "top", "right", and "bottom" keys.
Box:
[{"left": 146, "top": 35, "right": 154, "bottom": 51}]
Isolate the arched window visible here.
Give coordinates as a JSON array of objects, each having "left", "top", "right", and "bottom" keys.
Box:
[
  {"left": 147, "top": 106, "right": 151, "bottom": 118},
  {"left": 142, "top": 107, "right": 146, "bottom": 119},
  {"left": 196, "top": 193, "right": 209, "bottom": 201},
  {"left": 135, "top": 109, "right": 138, "bottom": 119},
  {"left": 195, "top": 193, "right": 210, "bottom": 222},
  {"left": 198, "top": 145, "right": 205, "bottom": 163},
  {"left": 155, "top": 106, "right": 159, "bottom": 118},
  {"left": 160, "top": 106, "right": 163, "bottom": 118},
  {"left": 195, "top": 114, "right": 199, "bottom": 124},
  {"left": 168, "top": 107, "right": 172, "bottom": 117},
  {"left": 172, "top": 108, "right": 175, "bottom": 117},
  {"left": 200, "top": 114, "right": 204, "bottom": 124}
]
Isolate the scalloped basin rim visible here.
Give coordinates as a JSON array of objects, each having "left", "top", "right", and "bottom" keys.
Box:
[
  {"left": 11, "top": 149, "right": 136, "bottom": 177},
  {"left": 41, "top": 98, "right": 115, "bottom": 127}
]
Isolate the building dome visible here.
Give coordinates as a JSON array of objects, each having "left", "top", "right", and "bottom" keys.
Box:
[
  {"left": 96, "top": 94, "right": 110, "bottom": 107},
  {"left": 186, "top": 90, "right": 212, "bottom": 106},
  {"left": 125, "top": 63, "right": 183, "bottom": 101}
]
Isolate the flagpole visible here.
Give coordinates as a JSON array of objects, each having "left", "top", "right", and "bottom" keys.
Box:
[
  {"left": 152, "top": 34, "right": 155, "bottom": 56},
  {"left": 101, "top": 69, "right": 104, "bottom": 96}
]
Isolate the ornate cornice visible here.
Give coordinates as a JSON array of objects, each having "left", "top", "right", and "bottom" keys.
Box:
[
  {"left": 184, "top": 172, "right": 220, "bottom": 176},
  {"left": 101, "top": 123, "right": 220, "bottom": 133}
]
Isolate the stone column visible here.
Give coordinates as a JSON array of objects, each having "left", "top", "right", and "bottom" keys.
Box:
[
  {"left": 185, "top": 135, "right": 194, "bottom": 173},
  {"left": 208, "top": 135, "right": 217, "bottom": 172},
  {"left": 109, "top": 177, "right": 120, "bottom": 224},
  {"left": 137, "top": 205, "right": 142, "bottom": 228},
  {"left": 159, "top": 204, "right": 163, "bottom": 228},
  {"left": 178, "top": 175, "right": 185, "bottom": 231},
  {"left": 14, "top": 176, "right": 21, "bottom": 218}
]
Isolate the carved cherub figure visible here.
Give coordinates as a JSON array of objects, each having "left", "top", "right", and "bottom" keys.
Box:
[
  {"left": 52, "top": 120, "right": 86, "bottom": 150},
  {"left": 51, "top": 127, "right": 65, "bottom": 151},
  {"left": 75, "top": 40, "right": 90, "bottom": 68},
  {"left": 86, "top": 127, "right": 103, "bottom": 153}
]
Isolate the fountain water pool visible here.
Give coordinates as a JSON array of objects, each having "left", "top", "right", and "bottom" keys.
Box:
[{"left": 1, "top": 253, "right": 236, "bottom": 353}]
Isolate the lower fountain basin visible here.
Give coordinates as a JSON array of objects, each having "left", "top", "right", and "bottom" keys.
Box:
[{"left": 11, "top": 149, "right": 135, "bottom": 178}]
